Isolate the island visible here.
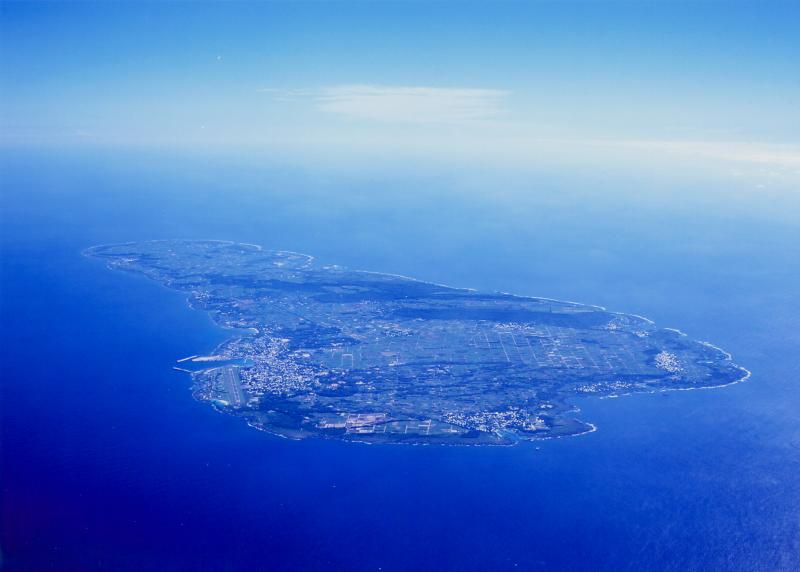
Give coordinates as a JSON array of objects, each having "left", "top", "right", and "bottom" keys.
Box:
[{"left": 84, "top": 240, "right": 749, "bottom": 445}]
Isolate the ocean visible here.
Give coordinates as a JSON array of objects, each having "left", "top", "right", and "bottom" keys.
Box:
[{"left": 2, "top": 148, "right": 799, "bottom": 571}]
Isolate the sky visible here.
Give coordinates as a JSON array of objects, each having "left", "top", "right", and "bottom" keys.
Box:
[{"left": 1, "top": 1, "right": 798, "bottom": 175}]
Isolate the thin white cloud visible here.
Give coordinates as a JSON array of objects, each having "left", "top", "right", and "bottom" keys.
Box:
[
  {"left": 610, "top": 140, "right": 800, "bottom": 170},
  {"left": 260, "top": 84, "right": 510, "bottom": 124},
  {"left": 254, "top": 85, "right": 800, "bottom": 172}
]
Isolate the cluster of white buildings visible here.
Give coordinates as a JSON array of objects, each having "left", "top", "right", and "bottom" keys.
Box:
[
  {"left": 443, "top": 408, "right": 547, "bottom": 433},
  {"left": 229, "top": 336, "right": 317, "bottom": 396},
  {"left": 655, "top": 350, "right": 683, "bottom": 373}
]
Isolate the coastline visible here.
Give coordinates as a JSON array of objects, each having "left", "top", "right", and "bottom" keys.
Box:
[{"left": 86, "top": 239, "right": 750, "bottom": 446}]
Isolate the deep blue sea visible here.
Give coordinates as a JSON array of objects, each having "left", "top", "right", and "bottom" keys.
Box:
[{"left": 2, "top": 149, "right": 799, "bottom": 571}]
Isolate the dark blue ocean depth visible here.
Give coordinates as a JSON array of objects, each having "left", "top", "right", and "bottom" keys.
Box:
[{"left": 2, "top": 150, "right": 799, "bottom": 571}]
